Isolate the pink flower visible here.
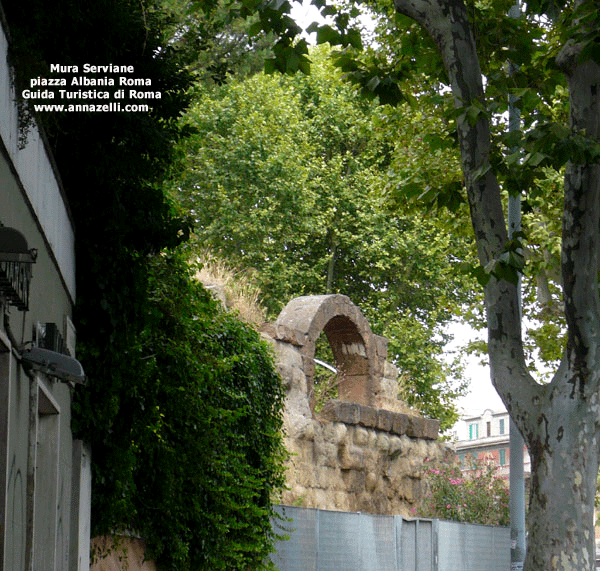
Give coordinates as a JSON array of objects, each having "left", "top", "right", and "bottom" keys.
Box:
[{"left": 446, "top": 504, "right": 451, "bottom": 509}]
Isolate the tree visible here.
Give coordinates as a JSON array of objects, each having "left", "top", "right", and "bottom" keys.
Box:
[
  {"left": 171, "top": 47, "right": 475, "bottom": 429},
  {"left": 355, "top": 0, "right": 599, "bottom": 568},
  {"left": 216, "top": 0, "right": 600, "bottom": 566},
  {"left": 161, "top": 0, "right": 277, "bottom": 84}
]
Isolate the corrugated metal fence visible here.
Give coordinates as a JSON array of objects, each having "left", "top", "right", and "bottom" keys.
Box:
[{"left": 270, "top": 506, "right": 509, "bottom": 571}]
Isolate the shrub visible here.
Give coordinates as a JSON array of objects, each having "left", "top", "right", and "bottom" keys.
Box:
[
  {"left": 417, "top": 457, "right": 509, "bottom": 526},
  {"left": 78, "top": 251, "right": 286, "bottom": 570}
]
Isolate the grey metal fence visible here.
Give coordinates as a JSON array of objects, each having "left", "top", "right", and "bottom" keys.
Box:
[{"left": 270, "top": 505, "right": 509, "bottom": 571}]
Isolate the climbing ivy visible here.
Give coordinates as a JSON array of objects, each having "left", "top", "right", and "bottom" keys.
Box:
[
  {"left": 105, "top": 252, "right": 286, "bottom": 569},
  {"left": 3, "top": 2, "right": 287, "bottom": 568},
  {"left": 75, "top": 251, "right": 287, "bottom": 570}
]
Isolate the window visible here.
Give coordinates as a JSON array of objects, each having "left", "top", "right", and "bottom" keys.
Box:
[
  {"left": 499, "top": 448, "right": 507, "bottom": 466},
  {"left": 499, "top": 418, "right": 505, "bottom": 435},
  {"left": 469, "top": 423, "right": 479, "bottom": 440},
  {"left": 486, "top": 421, "right": 491, "bottom": 437}
]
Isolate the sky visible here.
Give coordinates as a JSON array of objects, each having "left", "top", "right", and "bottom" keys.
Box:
[
  {"left": 445, "top": 322, "right": 505, "bottom": 440},
  {"left": 450, "top": 323, "right": 505, "bottom": 416}
]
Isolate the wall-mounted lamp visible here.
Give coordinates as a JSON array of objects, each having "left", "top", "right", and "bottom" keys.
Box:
[
  {"left": 0, "top": 227, "right": 37, "bottom": 310},
  {"left": 21, "top": 346, "right": 86, "bottom": 385}
]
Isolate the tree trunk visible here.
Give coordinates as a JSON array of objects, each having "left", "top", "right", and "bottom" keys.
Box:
[
  {"left": 525, "top": 379, "right": 600, "bottom": 569},
  {"left": 392, "top": 0, "right": 600, "bottom": 569}
]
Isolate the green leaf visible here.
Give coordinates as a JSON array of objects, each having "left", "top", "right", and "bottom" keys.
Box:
[
  {"left": 346, "top": 28, "right": 363, "bottom": 50},
  {"left": 316, "top": 24, "right": 342, "bottom": 45}
]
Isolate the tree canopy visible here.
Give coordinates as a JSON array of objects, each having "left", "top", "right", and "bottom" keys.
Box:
[
  {"left": 172, "top": 46, "right": 476, "bottom": 429},
  {"left": 196, "top": 0, "right": 600, "bottom": 567}
]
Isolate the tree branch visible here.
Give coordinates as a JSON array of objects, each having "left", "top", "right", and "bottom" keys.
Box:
[
  {"left": 393, "top": 0, "right": 541, "bottom": 416},
  {"left": 556, "top": 46, "right": 600, "bottom": 392}
]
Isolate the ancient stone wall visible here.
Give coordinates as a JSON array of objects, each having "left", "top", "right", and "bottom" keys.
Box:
[
  {"left": 90, "top": 537, "right": 157, "bottom": 571},
  {"left": 262, "top": 294, "right": 455, "bottom": 516}
]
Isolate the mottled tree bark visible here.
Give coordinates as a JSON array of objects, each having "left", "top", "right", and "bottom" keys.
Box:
[{"left": 392, "top": 0, "right": 600, "bottom": 568}]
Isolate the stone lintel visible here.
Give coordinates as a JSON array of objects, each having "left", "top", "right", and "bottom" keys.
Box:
[{"left": 319, "top": 399, "right": 439, "bottom": 440}]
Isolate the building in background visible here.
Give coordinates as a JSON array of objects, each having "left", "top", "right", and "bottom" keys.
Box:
[{"left": 453, "top": 409, "right": 531, "bottom": 480}]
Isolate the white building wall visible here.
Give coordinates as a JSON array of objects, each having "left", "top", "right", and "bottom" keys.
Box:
[
  {"left": 0, "top": 13, "right": 89, "bottom": 571},
  {"left": 0, "top": 21, "right": 75, "bottom": 302}
]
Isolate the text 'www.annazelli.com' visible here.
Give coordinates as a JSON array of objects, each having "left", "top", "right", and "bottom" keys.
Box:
[{"left": 33, "top": 102, "right": 150, "bottom": 112}]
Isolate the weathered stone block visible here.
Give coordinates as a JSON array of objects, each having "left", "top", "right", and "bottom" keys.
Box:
[
  {"left": 391, "top": 413, "right": 410, "bottom": 435},
  {"left": 320, "top": 400, "right": 361, "bottom": 425},
  {"left": 341, "top": 469, "right": 366, "bottom": 492},
  {"left": 406, "top": 415, "right": 426, "bottom": 438},
  {"left": 339, "top": 444, "right": 364, "bottom": 470},
  {"left": 289, "top": 439, "right": 315, "bottom": 464},
  {"left": 376, "top": 433, "right": 390, "bottom": 452},
  {"left": 383, "top": 360, "right": 398, "bottom": 381},
  {"left": 395, "top": 477, "right": 416, "bottom": 502},
  {"left": 357, "top": 492, "right": 376, "bottom": 512},
  {"left": 286, "top": 414, "right": 315, "bottom": 440},
  {"left": 334, "top": 491, "right": 351, "bottom": 511},
  {"left": 313, "top": 439, "right": 338, "bottom": 467},
  {"left": 274, "top": 324, "right": 307, "bottom": 347},
  {"left": 291, "top": 367, "right": 308, "bottom": 393},
  {"left": 377, "top": 409, "right": 394, "bottom": 432},
  {"left": 315, "top": 465, "right": 338, "bottom": 489},
  {"left": 322, "top": 422, "right": 347, "bottom": 444},
  {"left": 338, "top": 401, "right": 361, "bottom": 425},
  {"left": 367, "top": 430, "right": 378, "bottom": 449},
  {"left": 385, "top": 457, "right": 411, "bottom": 482},
  {"left": 422, "top": 418, "right": 440, "bottom": 440},
  {"left": 365, "top": 471, "right": 378, "bottom": 492},
  {"left": 373, "top": 334, "right": 389, "bottom": 360},
  {"left": 292, "top": 464, "right": 316, "bottom": 488},
  {"left": 353, "top": 426, "right": 369, "bottom": 446},
  {"left": 389, "top": 436, "right": 402, "bottom": 456},
  {"left": 358, "top": 404, "right": 377, "bottom": 428},
  {"left": 319, "top": 400, "right": 338, "bottom": 422},
  {"left": 363, "top": 449, "right": 379, "bottom": 473}
]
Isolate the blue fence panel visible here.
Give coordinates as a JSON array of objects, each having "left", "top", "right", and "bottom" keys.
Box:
[
  {"left": 271, "top": 505, "right": 318, "bottom": 571},
  {"left": 270, "top": 506, "right": 509, "bottom": 571}
]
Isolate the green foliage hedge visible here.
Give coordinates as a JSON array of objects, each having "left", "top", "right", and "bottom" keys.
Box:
[{"left": 81, "top": 252, "right": 286, "bottom": 569}]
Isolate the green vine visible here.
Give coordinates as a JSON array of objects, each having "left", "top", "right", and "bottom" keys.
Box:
[
  {"left": 3, "top": 2, "right": 287, "bottom": 568},
  {"left": 77, "top": 251, "right": 287, "bottom": 569}
]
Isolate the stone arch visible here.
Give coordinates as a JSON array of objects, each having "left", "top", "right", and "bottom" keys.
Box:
[{"left": 272, "top": 294, "right": 387, "bottom": 409}]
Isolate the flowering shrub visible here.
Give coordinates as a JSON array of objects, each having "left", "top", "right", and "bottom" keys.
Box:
[{"left": 417, "top": 457, "right": 510, "bottom": 526}]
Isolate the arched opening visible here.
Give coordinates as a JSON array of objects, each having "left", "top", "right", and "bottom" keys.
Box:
[
  {"left": 272, "top": 294, "right": 383, "bottom": 414},
  {"left": 312, "top": 332, "right": 338, "bottom": 412},
  {"left": 322, "top": 315, "right": 370, "bottom": 404},
  {"left": 308, "top": 314, "right": 372, "bottom": 414}
]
